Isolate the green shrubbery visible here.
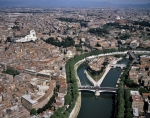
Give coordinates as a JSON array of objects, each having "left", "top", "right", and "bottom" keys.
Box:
[
  {"left": 56, "top": 17, "right": 85, "bottom": 23},
  {"left": 30, "top": 108, "right": 37, "bottom": 115},
  {"left": 45, "top": 37, "right": 75, "bottom": 48},
  {"left": 2, "top": 67, "right": 19, "bottom": 76},
  {"left": 89, "top": 27, "right": 109, "bottom": 36}
]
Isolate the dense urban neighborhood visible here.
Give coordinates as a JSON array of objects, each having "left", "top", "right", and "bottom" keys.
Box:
[{"left": 0, "top": 7, "right": 150, "bottom": 118}]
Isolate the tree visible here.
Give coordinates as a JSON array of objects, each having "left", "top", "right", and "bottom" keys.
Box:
[
  {"left": 64, "top": 111, "right": 70, "bottom": 117},
  {"left": 124, "top": 89, "right": 130, "bottom": 102},
  {"left": 126, "top": 107, "right": 132, "bottom": 113},
  {"left": 139, "top": 88, "right": 149, "bottom": 94},
  {"left": 80, "top": 22, "right": 88, "bottom": 27},
  {"left": 125, "top": 112, "right": 132, "bottom": 118},
  {"left": 30, "top": 108, "right": 37, "bottom": 115},
  {"left": 65, "top": 94, "right": 72, "bottom": 105},
  {"left": 45, "top": 37, "right": 75, "bottom": 48},
  {"left": 2, "top": 68, "right": 19, "bottom": 77},
  {"left": 37, "top": 108, "right": 43, "bottom": 114},
  {"left": 89, "top": 27, "right": 109, "bottom": 36},
  {"left": 125, "top": 79, "right": 133, "bottom": 86},
  {"left": 51, "top": 107, "right": 66, "bottom": 118}
]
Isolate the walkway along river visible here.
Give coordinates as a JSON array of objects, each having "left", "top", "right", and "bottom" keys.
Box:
[{"left": 77, "top": 58, "right": 129, "bottom": 118}]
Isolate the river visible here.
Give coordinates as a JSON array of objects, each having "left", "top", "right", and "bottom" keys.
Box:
[{"left": 77, "top": 58, "right": 128, "bottom": 118}]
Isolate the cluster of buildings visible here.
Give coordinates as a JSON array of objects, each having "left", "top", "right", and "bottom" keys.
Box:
[
  {"left": 0, "top": 29, "right": 70, "bottom": 117},
  {"left": 127, "top": 54, "right": 150, "bottom": 118},
  {"left": 0, "top": 8, "right": 150, "bottom": 52},
  {"left": 0, "top": 51, "right": 68, "bottom": 118},
  {"left": 0, "top": 7, "right": 150, "bottom": 118},
  {"left": 0, "top": 73, "right": 30, "bottom": 118},
  {"left": 88, "top": 57, "right": 105, "bottom": 72},
  {"left": 87, "top": 56, "right": 116, "bottom": 72},
  {"left": 119, "top": 38, "right": 150, "bottom": 49},
  {"left": 21, "top": 79, "right": 56, "bottom": 111},
  {"left": 0, "top": 36, "right": 72, "bottom": 117},
  {"left": 129, "top": 55, "right": 150, "bottom": 88}
]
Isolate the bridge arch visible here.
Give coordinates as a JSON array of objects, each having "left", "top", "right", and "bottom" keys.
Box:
[
  {"left": 78, "top": 89, "right": 95, "bottom": 93},
  {"left": 99, "top": 90, "right": 117, "bottom": 93}
]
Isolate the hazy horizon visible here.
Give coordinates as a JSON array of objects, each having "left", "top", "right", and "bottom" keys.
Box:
[{"left": 0, "top": 0, "right": 150, "bottom": 7}]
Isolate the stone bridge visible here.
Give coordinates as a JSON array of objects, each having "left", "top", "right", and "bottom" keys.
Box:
[
  {"left": 78, "top": 86, "right": 118, "bottom": 96},
  {"left": 127, "top": 51, "right": 139, "bottom": 63},
  {"left": 109, "top": 64, "right": 126, "bottom": 69}
]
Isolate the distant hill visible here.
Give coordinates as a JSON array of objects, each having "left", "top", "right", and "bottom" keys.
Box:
[
  {"left": 0, "top": 0, "right": 150, "bottom": 8},
  {"left": 117, "top": 3, "right": 150, "bottom": 8}
]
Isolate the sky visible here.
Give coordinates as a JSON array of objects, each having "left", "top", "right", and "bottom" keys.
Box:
[
  {"left": 74, "top": 0, "right": 149, "bottom": 4},
  {"left": 1, "top": 0, "right": 150, "bottom": 4},
  {"left": 0, "top": 0, "right": 150, "bottom": 7}
]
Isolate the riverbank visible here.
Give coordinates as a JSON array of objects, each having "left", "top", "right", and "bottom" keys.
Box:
[
  {"left": 84, "top": 70, "right": 97, "bottom": 86},
  {"left": 69, "top": 92, "right": 81, "bottom": 118},
  {"left": 69, "top": 59, "right": 85, "bottom": 118},
  {"left": 97, "top": 66, "right": 111, "bottom": 86}
]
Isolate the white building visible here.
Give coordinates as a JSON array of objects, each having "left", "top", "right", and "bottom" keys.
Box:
[
  {"left": 15, "top": 30, "right": 37, "bottom": 42},
  {"left": 65, "top": 50, "right": 74, "bottom": 58},
  {"left": 116, "top": 16, "right": 121, "bottom": 20}
]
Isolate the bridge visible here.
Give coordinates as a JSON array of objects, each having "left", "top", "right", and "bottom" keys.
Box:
[
  {"left": 127, "top": 51, "right": 139, "bottom": 63},
  {"left": 78, "top": 86, "right": 118, "bottom": 96},
  {"left": 85, "top": 51, "right": 127, "bottom": 61},
  {"left": 109, "top": 64, "right": 126, "bottom": 69}
]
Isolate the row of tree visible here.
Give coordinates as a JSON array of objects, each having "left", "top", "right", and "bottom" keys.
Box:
[
  {"left": 116, "top": 33, "right": 131, "bottom": 40},
  {"left": 89, "top": 27, "right": 109, "bottom": 36},
  {"left": 115, "top": 56, "right": 133, "bottom": 118},
  {"left": 56, "top": 17, "right": 85, "bottom": 23},
  {"left": 51, "top": 57, "right": 79, "bottom": 118},
  {"left": 30, "top": 86, "right": 59, "bottom": 116},
  {"left": 133, "top": 21, "right": 150, "bottom": 27},
  {"left": 124, "top": 89, "right": 132, "bottom": 118},
  {"left": 37, "top": 95, "right": 56, "bottom": 114},
  {"left": 116, "top": 81, "right": 125, "bottom": 118},
  {"left": 103, "top": 23, "right": 136, "bottom": 31}
]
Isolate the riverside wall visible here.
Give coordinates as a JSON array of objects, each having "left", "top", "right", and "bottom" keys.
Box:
[{"left": 69, "top": 58, "right": 86, "bottom": 118}]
